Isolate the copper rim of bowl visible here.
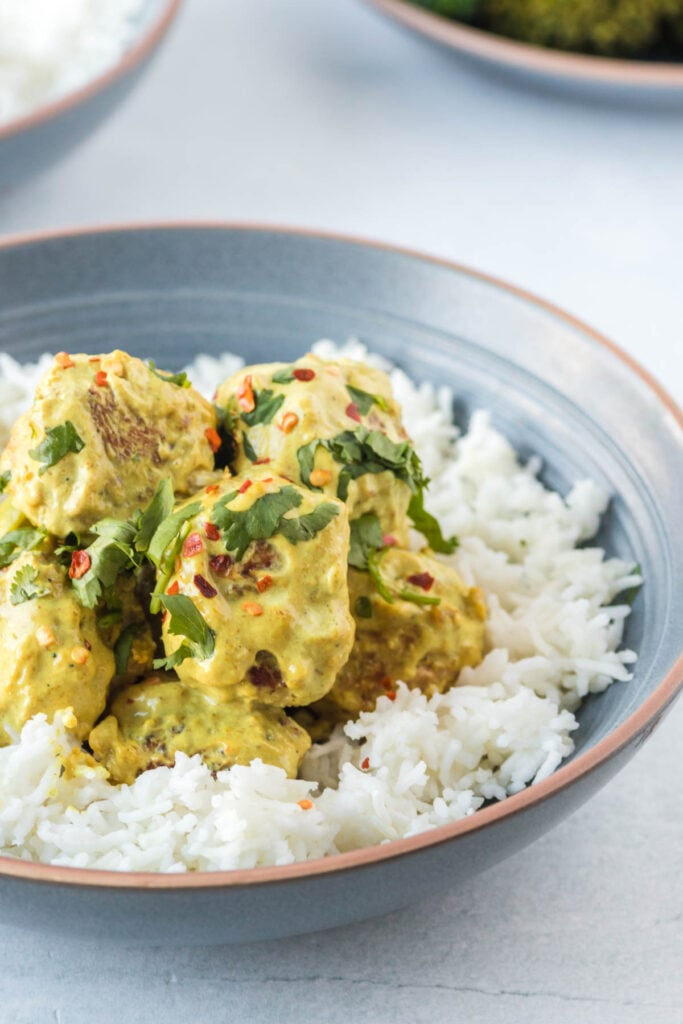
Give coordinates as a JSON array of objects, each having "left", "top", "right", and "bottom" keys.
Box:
[
  {"left": 0, "top": 0, "right": 182, "bottom": 142},
  {"left": 368, "top": 0, "right": 683, "bottom": 87},
  {"left": 0, "top": 221, "right": 680, "bottom": 890}
]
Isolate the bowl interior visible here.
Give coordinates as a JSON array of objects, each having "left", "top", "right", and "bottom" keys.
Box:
[{"left": 0, "top": 226, "right": 680, "bottom": 762}]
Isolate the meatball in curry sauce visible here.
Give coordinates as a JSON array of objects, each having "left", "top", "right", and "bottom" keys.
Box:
[{"left": 0, "top": 348, "right": 487, "bottom": 784}]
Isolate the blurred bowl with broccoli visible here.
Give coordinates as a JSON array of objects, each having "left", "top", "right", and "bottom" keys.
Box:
[{"left": 367, "top": 0, "right": 683, "bottom": 99}]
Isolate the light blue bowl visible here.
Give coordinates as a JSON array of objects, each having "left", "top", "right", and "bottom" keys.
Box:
[
  {"left": 0, "top": 225, "right": 680, "bottom": 944},
  {"left": 0, "top": 0, "right": 181, "bottom": 189}
]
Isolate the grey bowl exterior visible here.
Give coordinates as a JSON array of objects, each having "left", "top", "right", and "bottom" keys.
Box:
[
  {"left": 366, "top": 0, "right": 683, "bottom": 105},
  {"left": 0, "top": 225, "right": 680, "bottom": 945},
  {"left": 0, "top": 0, "right": 180, "bottom": 189}
]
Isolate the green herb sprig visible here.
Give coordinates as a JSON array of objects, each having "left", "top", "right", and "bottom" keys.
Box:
[{"left": 29, "top": 421, "right": 85, "bottom": 476}]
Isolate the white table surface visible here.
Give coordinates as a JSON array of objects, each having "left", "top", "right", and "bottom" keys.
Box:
[{"left": 0, "top": 2, "right": 681, "bottom": 1021}]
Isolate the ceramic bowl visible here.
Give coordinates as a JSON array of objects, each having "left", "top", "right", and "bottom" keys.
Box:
[
  {"left": 366, "top": 0, "right": 683, "bottom": 103},
  {"left": 0, "top": 0, "right": 181, "bottom": 189},
  {"left": 0, "top": 224, "right": 680, "bottom": 945}
]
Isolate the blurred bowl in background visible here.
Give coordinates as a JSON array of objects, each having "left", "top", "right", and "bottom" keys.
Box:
[
  {"left": 0, "top": 0, "right": 181, "bottom": 190},
  {"left": 366, "top": 0, "right": 683, "bottom": 104}
]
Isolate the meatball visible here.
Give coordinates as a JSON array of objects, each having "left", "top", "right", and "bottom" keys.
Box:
[
  {"left": 0, "top": 550, "right": 115, "bottom": 743},
  {"left": 309, "top": 547, "right": 487, "bottom": 727},
  {"left": 215, "top": 354, "right": 417, "bottom": 544},
  {"left": 1, "top": 350, "right": 218, "bottom": 537},
  {"left": 159, "top": 468, "right": 355, "bottom": 707},
  {"left": 88, "top": 677, "right": 311, "bottom": 784}
]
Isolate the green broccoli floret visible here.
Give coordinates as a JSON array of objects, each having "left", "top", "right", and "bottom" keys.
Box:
[{"left": 483, "top": 0, "right": 683, "bottom": 57}]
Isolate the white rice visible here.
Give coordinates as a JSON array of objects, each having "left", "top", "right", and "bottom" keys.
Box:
[
  {"left": 0, "top": 342, "right": 640, "bottom": 871},
  {"left": 0, "top": 0, "right": 147, "bottom": 125}
]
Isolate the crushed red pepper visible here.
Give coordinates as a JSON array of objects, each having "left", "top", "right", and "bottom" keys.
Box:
[
  {"left": 361, "top": 756, "right": 370, "bottom": 770},
  {"left": 205, "top": 427, "right": 222, "bottom": 453},
  {"left": 237, "top": 375, "right": 255, "bottom": 412},
  {"left": 68, "top": 550, "right": 91, "bottom": 579},
  {"left": 94, "top": 370, "right": 108, "bottom": 387},
  {"left": 293, "top": 368, "right": 315, "bottom": 382},
  {"left": 239, "top": 478, "right": 252, "bottom": 494},
  {"left": 345, "top": 402, "right": 361, "bottom": 423},
  {"left": 167, "top": 580, "right": 180, "bottom": 595},
  {"left": 209, "top": 554, "right": 232, "bottom": 576},
  {"left": 204, "top": 522, "right": 220, "bottom": 541},
  {"left": 406, "top": 572, "right": 435, "bottom": 591},
  {"left": 182, "top": 532, "right": 203, "bottom": 557},
  {"left": 194, "top": 574, "right": 218, "bottom": 599},
  {"left": 55, "top": 352, "right": 74, "bottom": 369},
  {"left": 255, "top": 574, "right": 273, "bottom": 593}
]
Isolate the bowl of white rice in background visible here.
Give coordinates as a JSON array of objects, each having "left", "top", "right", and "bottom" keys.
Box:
[
  {"left": 0, "top": 224, "right": 680, "bottom": 946},
  {"left": 0, "top": 0, "right": 181, "bottom": 188}
]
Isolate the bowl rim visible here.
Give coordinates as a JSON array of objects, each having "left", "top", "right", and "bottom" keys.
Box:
[
  {"left": 0, "top": 0, "right": 182, "bottom": 142},
  {"left": 367, "top": 0, "right": 683, "bottom": 88},
  {"left": 0, "top": 220, "right": 680, "bottom": 891}
]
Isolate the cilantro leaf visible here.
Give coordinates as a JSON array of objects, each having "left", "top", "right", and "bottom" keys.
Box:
[
  {"left": 0, "top": 470, "right": 10, "bottom": 494},
  {"left": 147, "top": 361, "right": 191, "bottom": 388},
  {"left": 134, "top": 478, "right": 174, "bottom": 555},
  {"left": 242, "top": 431, "right": 258, "bottom": 462},
  {"left": 10, "top": 564, "right": 51, "bottom": 605},
  {"left": 147, "top": 501, "right": 202, "bottom": 572},
  {"left": 298, "top": 427, "right": 425, "bottom": 502},
  {"left": 354, "top": 595, "right": 373, "bottom": 619},
  {"left": 0, "top": 527, "right": 47, "bottom": 569},
  {"left": 71, "top": 519, "right": 138, "bottom": 609},
  {"left": 241, "top": 388, "right": 285, "bottom": 427},
  {"left": 29, "top": 421, "right": 85, "bottom": 476},
  {"left": 348, "top": 513, "right": 383, "bottom": 570},
  {"left": 272, "top": 367, "right": 295, "bottom": 384},
  {"left": 346, "top": 385, "right": 388, "bottom": 415},
  {"left": 407, "top": 490, "right": 458, "bottom": 555},
  {"left": 278, "top": 503, "right": 339, "bottom": 544},
  {"left": 211, "top": 486, "right": 303, "bottom": 560},
  {"left": 297, "top": 439, "right": 323, "bottom": 489},
  {"left": 153, "top": 594, "right": 215, "bottom": 670},
  {"left": 113, "top": 623, "right": 139, "bottom": 676}
]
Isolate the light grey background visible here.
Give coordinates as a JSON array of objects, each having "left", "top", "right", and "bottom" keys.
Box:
[{"left": 0, "top": 1, "right": 681, "bottom": 1021}]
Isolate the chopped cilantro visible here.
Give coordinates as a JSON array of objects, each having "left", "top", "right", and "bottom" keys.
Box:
[
  {"left": 242, "top": 431, "right": 258, "bottom": 462},
  {"left": 211, "top": 486, "right": 303, "bottom": 560},
  {"left": 147, "top": 361, "right": 191, "bottom": 388},
  {"left": 153, "top": 594, "right": 215, "bottom": 670},
  {"left": 70, "top": 518, "right": 138, "bottom": 610},
  {"left": 240, "top": 388, "right": 285, "bottom": 427},
  {"left": 271, "top": 367, "right": 295, "bottom": 384},
  {"left": 147, "top": 501, "right": 202, "bottom": 572},
  {"left": 348, "top": 513, "right": 383, "bottom": 570},
  {"left": 113, "top": 623, "right": 138, "bottom": 676},
  {"left": 346, "top": 385, "right": 388, "bottom": 415},
  {"left": 0, "top": 527, "right": 47, "bottom": 569},
  {"left": 134, "top": 478, "right": 174, "bottom": 555},
  {"left": 0, "top": 469, "right": 10, "bottom": 494},
  {"left": 279, "top": 503, "right": 339, "bottom": 544},
  {"left": 407, "top": 490, "right": 458, "bottom": 555},
  {"left": 298, "top": 427, "right": 425, "bottom": 502},
  {"left": 354, "top": 595, "right": 373, "bottom": 619},
  {"left": 29, "top": 421, "right": 85, "bottom": 476},
  {"left": 10, "top": 564, "right": 50, "bottom": 605}
]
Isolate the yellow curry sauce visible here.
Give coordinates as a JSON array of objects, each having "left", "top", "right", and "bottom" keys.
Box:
[{"left": 0, "top": 349, "right": 486, "bottom": 781}]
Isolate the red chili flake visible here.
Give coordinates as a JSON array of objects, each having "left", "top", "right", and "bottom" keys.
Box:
[
  {"left": 277, "top": 412, "right": 299, "bottom": 434},
  {"left": 239, "top": 478, "right": 252, "bottom": 494},
  {"left": 194, "top": 574, "right": 217, "bottom": 599},
  {"left": 380, "top": 676, "right": 394, "bottom": 691},
  {"left": 237, "top": 375, "right": 255, "bottom": 412},
  {"left": 205, "top": 484, "right": 220, "bottom": 495},
  {"left": 55, "top": 351, "right": 74, "bottom": 369},
  {"left": 345, "top": 402, "right": 361, "bottom": 423},
  {"left": 407, "top": 572, "right": 435, "bottom": 591},
  {"left": 385, "top": 691, "right": 397, "bottom": 702},
  {"left": 94, "top": 370, "right": 108, "bottom": 387},
  {"left": 209, "top": 554, "right": 233, "bottom": 576},
  {"left": 205, "top": 427, "right": 222, "bottom": 453},
  {"left": 253, "top": 457, "right": 270, "bottom": 466},
  {"left": 293, "top": 368, "right": 315, "bottom": 382},
  {"left": 182, "top": 532, "right": 203, "bottom": 557},
  {"left": 382, "top": 534, "right": 398, "bottom": 547},
  {"left": 68, "top": 550, "right": 91, "bottom": 579},
  {"left": 256, "top": 574, "right": 273, "bottom": 593},
  {"left": 262, "top": 477, "right": 273, "bottom": 483},
  {"left": 88, "top": 356, "right": 101, "bottom": 363},
  {"left": 298, "top": 799, "right": 313, "bottom": 810},
  {"left": 204, "top": 522, "right": 220, "bottom": 541},
  {"left": 167, "top": 580, "right": 179, "bottom": 595},
  {"left": 361, "top": 757, "right": 370, "bottom": 771}
]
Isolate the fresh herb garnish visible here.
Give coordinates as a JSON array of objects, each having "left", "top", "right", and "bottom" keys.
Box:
[
  {"left": 346, "top": 385, "right": 388, "bottom": 415},
  {"left": 348, "top": 513, "right": 384, "bottom": 570},
  {"left": 407, "top": 490, "right": 458, "bottom": 554},
  {"left": 271, "top": 367, "right": 295, "bottom": 384},
  {"left": 153, "top": 594, "right": 215, "bottom": 670},
  {"left": 147, "top": 501, "right": 202, "bottom": 571},
  {"left": 213, "top": 406, "right": 239, "bottom": 468},
  {"left": 279, "top": 503, "right": 339, "bottom": 544},
  {"left": 354, "top": 595, "right": 373, "bottom": 619},
  {"left": 242, "top": 431, "right": 258, "bottom": 462},
  {"left": 298, "top": 427, "right": 425, "bottom": 502},
  {"left": 70, "top": 519, "right": 138, "bottom": 610},
  {"left": 0, "top": 469, "right": 10, "bottom": 494},
  {"left": 211, "top": 487, "right": 303, "bottom": 560},
  {"left": 0, "top": 527, "right": 47, "bottom": 569},
  {"left": 240, "top": 388, "right": 285, "bottom": 427},
  {"left": 367, "top": 548, "right": 395, "bottom": 604},
  {"left": 29, "top": 421, "right": 85, "bottom": 476},
  {"left": 10, "top": 564, "right": 51, "bottom": 605},
  {"left": 113, "top": 623, "right": 139, "bottom": 676},
  {"left": 147, "top": 361, "right": 191, "bottom": 389},
  {"left": 134, "top": 478, "right": 174, "bottom": 555}
]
